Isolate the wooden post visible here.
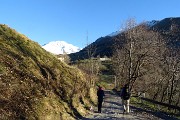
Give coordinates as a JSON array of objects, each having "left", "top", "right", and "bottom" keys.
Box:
[{"left": 114, "top": 75, "right": 117, "bottom": 88}]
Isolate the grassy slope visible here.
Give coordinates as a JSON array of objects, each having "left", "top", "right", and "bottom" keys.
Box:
[{"left": 0, "top": 24, "right": 96, "bottom": 119}]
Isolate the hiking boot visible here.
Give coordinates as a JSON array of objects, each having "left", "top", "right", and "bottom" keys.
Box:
[{"left": 123, "top": 110, "right": 125, "bottom": 114}]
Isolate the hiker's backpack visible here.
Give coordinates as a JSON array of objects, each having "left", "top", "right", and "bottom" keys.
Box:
[{"left": 122, "top": 89, "right": 131, "bottom": 100}]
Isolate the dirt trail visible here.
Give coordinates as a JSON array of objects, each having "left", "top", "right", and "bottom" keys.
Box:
[{"left": 80, "top": 90, "right": 171, "bottom": 120}]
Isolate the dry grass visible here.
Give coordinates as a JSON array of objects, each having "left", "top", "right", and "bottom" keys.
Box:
[{"left": 0, "top": 24, "right": 95, "bottom": 119}]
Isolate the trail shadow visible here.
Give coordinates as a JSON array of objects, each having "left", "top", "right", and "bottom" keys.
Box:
[
  {"left": 81, "top": 90, "right": 179, "bottom": 120},
  {"left": 80, "top": 114, "right": 137, "bottom": 120},
  {"left": 104, "top": 90, "right": 116, "bottom": 95},
  {"left": 105, "top": 101, "right": 122, "bottom": 107},
  {"left": 112, "top": 89, "right": 179, "bottom": 119},
  {"left": 131, "top": 106, "right": 179, "bottom": 120},
  {"left": 80, "top": 118, "right": 110, "bottom": 120},
  {"left": 80, "top": 115, "right": 130, "bottom": 120}
]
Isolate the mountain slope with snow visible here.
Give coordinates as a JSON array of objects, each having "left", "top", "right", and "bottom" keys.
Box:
[
  {"left": 70, "top": 17, "right": 180, "bottom": 61},
  {"left": 107, "top": 30, "right": 121, "bottom": 37},
  {"left": 144, "top": 20, "right": 159, "bottom": 27},
  {"left": 42, "top": 41, "right": 81, "bottom": 55}
]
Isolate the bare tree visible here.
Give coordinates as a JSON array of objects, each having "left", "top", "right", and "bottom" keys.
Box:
[
  {"left": 151, "top": 23, "right": 180, "bottom": 106},
  {"left": 112, "top": 18, "right": 180, "bottom": 111},
  {"left": 112, "top": 18, "right": 165, "bottom": 93}
]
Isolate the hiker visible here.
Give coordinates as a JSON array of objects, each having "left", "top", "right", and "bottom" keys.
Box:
[
  {"left": 97, "top": 86, "right": 105, "bottom": 113},
  {"left": 120, "top": 84, "right": 130, "bottom": 113}
]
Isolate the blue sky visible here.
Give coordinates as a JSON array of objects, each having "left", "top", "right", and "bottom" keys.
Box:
[{"left": 0, "top": 0, "right": 180, "bottom": 48}]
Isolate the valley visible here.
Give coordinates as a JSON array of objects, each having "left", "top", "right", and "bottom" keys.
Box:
[{"left": 0, "top": 17, "right": 180, "bottom": 119}]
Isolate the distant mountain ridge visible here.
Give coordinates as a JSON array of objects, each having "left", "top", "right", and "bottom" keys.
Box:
[
  {"left": 70, "top": 17, "right": 180, "bottom": 61},
  {"left": 42, "top": 41, "right": 81, "bottom": 55}
]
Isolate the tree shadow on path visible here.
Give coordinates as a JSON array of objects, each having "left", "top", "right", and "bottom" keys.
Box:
[
  {"left": 130, "top": 105, "right": 179, "bottom": 120},
  {"left": 79, "top": 90, "right": 179, "bottom": 120}
]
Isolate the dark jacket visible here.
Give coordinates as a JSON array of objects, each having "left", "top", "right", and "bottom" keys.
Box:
[
  {"left": 120, "top": 85, "right": 130, "bottom": 100},
  {"left": 97, "top": 88, "right": 105, "bottom": 102}
]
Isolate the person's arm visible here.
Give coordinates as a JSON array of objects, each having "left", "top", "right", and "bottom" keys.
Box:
[{"left": 120, "top": 88, "right": 124, "bottom": 97}]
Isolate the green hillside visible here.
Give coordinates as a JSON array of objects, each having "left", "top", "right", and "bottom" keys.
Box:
[{"left": 0, "top": 24, "right": 96, "bottom": 119}]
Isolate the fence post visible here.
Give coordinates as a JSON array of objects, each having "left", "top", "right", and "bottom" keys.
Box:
[{"left": 114, "top": 75, "right": 117, "bottom": 88}]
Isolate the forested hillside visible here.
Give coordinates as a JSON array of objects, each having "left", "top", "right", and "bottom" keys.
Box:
[
  {"left": 69, "top": 17, "right": 180, "bottom": 61},
  {"left": 112, "top": 19, "right": 180, "bottom": 111},
  {"left": 70, "top": 17, "right": 180, "bottom": 115},
  {"left": 0, "top": 24, "right": 96, "bottom": 119}
]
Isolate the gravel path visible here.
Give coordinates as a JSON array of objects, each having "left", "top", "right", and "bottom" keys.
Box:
[{"left": 80, "top": 90, "right": 177, "bottom": 120}]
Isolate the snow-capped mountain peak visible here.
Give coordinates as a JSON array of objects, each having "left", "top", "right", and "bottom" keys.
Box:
[
  {"left": 42, "top": 41, "right": 81, "bottom": 55},
  {"left": 145, "top": 20, "right": 159, "bottom": 27},
  {"left": 107, "top": 30, "right": 121, "bottom": 37}
]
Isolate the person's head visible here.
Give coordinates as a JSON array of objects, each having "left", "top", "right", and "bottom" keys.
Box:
[
  {"left": 125, "top": 84, "right": 128, "bottom": 88},
  {"left": 98, "top": 86, "right": 102, "bottom": 90}
]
